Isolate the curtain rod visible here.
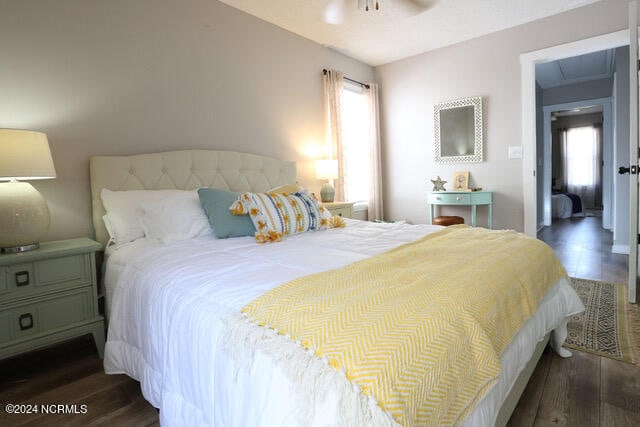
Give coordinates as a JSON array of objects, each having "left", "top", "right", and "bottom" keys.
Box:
[{"left": 322, "top": 69, "right": 370, "bottom": 89}]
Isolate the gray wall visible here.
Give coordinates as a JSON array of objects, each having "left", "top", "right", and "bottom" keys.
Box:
[
  {"left": 0, "top": 0, "right": 373, "bottom": 241},
  {"left": 375, "top": 0, "right": 629, "bottom": 230},
  {"left": 542, "top": 77, "right": 614, "bottom": 106}
]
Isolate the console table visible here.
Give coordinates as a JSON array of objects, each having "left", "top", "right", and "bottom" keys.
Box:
[{"left": 428, "top": 191, "right": 493, "bottom": 229}]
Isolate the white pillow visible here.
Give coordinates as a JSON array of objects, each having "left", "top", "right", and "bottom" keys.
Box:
[
  {"left": 140, "top": 191, "right": 211, "bottom": 244},
  {"left": 100, "top": 189, "right": 203, "bottom": 245}
]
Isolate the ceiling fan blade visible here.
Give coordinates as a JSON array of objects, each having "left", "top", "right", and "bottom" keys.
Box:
[
  {"left": 403, "top": 0, "right": 436, "bottom": 12},
  {"left": 324, "top": 0, "right": 346, "bottom": 25}
]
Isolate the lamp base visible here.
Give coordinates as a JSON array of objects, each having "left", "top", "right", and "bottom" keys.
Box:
[
  {"left": 320, "top": 183, "right": 335, "bottom": 203},
  {"left": 1, "top": 243, "right": 40, "bottom": 254},
  {"left": 0, "top": 181, "right": 50, "bottom": 251}
]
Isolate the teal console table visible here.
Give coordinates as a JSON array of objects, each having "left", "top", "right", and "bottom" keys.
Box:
[{"left": 428, "top": 191, "right": 493, "bottom": 229}]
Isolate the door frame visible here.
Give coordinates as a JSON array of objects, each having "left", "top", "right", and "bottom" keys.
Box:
[
  {"left": 541, "top": 98, "right": 613, "bottom": 229},
  {"left": 521, "top": 29, "right": 629, "bottom": 237}
]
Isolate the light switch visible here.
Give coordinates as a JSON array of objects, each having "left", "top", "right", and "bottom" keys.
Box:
[{"left": 508, "top": 146, "right": 522, "bottom": 159}]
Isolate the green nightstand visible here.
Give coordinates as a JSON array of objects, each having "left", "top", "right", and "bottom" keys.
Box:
[{"left": 0, "top": 238, "right": 104, "bottom": 359}]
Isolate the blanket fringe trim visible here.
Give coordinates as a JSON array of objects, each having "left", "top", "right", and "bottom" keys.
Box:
[{"left": 222, "top": 313, "right": 399, "bottom": 427}]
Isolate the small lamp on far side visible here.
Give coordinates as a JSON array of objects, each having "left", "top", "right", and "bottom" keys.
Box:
[
  {"left": 315, "top": 159, "right": 338, "bottom": 203},
  {"left": 0, "top": 129, "right": 56, "bottom": 253}
]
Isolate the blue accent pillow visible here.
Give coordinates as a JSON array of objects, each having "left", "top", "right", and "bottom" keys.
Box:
[{"left": 197, "top": 188, "right": 256, "bottom": 238}]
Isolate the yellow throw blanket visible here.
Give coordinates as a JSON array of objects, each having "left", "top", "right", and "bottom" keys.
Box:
[{"left": 239, "top": 225, "right": 566, "bottom": 425}]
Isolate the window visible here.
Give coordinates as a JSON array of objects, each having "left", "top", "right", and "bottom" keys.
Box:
[
  {"left": 561, "top": 124, "right": 602, "bottom": 209},
  {"left": 565, "top": 126, "right": 596, "bottom": 187},
  {"left": 323, "top": 69, "right": 382, "bottom": 220},
  {"left": 340, "top": 84, "right": 371, "bottom": 204}
]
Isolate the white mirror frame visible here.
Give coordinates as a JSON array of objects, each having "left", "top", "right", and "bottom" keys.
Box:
[{"left": 434, "top": 96, "right": 483, "bottom": 163}]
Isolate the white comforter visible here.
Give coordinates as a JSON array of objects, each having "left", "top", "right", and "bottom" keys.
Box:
[{"left": 103, "top": 220, "right": 583, "bottom": 426}]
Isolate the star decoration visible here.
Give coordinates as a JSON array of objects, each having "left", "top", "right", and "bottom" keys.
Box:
[{"left": 431, "top": 176, "right": 446, "bottom": 192}]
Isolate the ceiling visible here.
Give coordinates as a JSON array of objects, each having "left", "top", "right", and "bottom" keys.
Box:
[
  {"left": 217, "top": 0, "right": 601, "bottom": 66},
  {"left": 536, "top": 49, "right": 615, "bottom": 89},
  {"left": 552, "top": 105, "right": 603, "bottom": 119}
]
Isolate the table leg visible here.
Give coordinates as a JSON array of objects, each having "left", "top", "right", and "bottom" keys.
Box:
[
  {"left": 488, "top": 203, "right": 493, "bottom": 229},
  {"left": 471, "top": 205, "right": 477, "bottom": 227}
]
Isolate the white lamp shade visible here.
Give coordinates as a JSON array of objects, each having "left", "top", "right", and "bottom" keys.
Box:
[
  {"left": 0, "top": 129, "right": 56, "bottom": 180},
  {"left": 316, "top": 159, "right": 338, "bottom": 180}
]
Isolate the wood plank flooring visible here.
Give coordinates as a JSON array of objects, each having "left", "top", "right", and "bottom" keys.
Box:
[
  {"left": 0, "top": 336, "right": 159, "bottom": 427},
  {"left": 1, "top": 216, "right": 639, "bottom": 426},
  {"left": 507, "top": 216, "right": 640, "bottom": 426},
  {"left": 537, "top": 216, "right": 628, "bottom": 284}
]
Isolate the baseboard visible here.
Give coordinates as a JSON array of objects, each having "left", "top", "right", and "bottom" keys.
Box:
[{"left": 611, "top": 244, "right": 630, "bottom": 255}]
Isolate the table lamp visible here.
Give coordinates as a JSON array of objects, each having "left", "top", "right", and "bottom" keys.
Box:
[
  {"left": 315, "top": 159, "right": 338, "bottom": 203},
  {"left": 0, "top": 129, "right": 56, "bottom": 253}
]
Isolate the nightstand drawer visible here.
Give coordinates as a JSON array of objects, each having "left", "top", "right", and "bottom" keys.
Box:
[
  {"left": 1, "top": 254, "right": 91, "bottom": 297},
  {"left": 37, "top": 254, "right": 89, "bottom": 289},
  {"left": 429, "top": 193, "right": 471, "bottom": 205},
  {"left": 330, "top": 207, "right": 352, "bottom": 217},
  {"left": 0, "top": 288, "right": 93, "bottom": 345},
  {"left": 2, "top": 264, "right": 35, "bottom": 293},
  {"left": 322, "top": 202, "right": 355, "bottom": 219}
]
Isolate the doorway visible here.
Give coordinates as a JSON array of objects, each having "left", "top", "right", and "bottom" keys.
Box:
[
  {"left": 520, "top": 30, "right": 629, "bottom": 237},
  {"left": 534, "top": 49, "right": 627, "bottom": 284}
]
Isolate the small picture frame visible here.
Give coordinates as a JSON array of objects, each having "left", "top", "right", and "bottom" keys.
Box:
[{"left": 452, "top": 171, "right": 470, "bottom": 192}]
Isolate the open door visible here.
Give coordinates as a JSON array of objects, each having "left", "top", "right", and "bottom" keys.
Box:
[{"left": 629, "top": 0, "right": 639, "bottom": 303}]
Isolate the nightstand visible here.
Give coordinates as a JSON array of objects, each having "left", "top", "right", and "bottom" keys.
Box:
[
  {"left": 0, "top": 238, "right": 104, "bottom": 359},
  {"left": 323, "top": 202, "right": 355, "bottom": 219}
]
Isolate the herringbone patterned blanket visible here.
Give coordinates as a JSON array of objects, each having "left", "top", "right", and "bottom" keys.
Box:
[{"left": 239, "top": 225, "right": 566, "bottom": 425}]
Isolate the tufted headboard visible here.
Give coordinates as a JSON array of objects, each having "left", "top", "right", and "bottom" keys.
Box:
[{"left": 89, "top": 150, "right": 297, "bottom": 248}]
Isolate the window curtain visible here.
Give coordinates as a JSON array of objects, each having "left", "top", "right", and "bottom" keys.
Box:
[
  {"left": 593, "top": 124, "right": 603, "bottom": 208},
  {"left": 559, "top": 128, "right": 568, "bottom": 191},
  {"left": 322, "top": 69, "right": 345, "bottom": 202},
  {"left": 363, "top": 83, "right": 384, "bottom": 221}
]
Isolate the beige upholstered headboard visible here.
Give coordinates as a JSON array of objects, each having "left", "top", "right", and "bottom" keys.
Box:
[{"left": 89, "top": 150, "right": 297, "bottom": 248}]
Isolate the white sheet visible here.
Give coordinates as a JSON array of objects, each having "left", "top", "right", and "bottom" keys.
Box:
[{"left": 103, "top": 220, "right": 584, "bottom": 426}]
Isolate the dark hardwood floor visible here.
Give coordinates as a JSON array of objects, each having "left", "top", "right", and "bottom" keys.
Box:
[
  {"left": 0, "top": 336, "right": 159, "bottom": 427},
  {"left": 2, "top": 216, "right": 639, "bottom": 426}
]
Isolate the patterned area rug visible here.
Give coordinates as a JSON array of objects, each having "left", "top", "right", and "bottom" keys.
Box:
[{"left": 565, "top": 278, "right": 640, "bottom": 365}]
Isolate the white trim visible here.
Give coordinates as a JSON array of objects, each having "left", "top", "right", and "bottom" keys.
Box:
[
  {"left": 612, "top": 244, "right": 631, "bottom": 255},
  {"left": 628, "top": 0, "right": 638, "bottom": 303},
  {"left": 520, "top": 29, "right": 629, "bottom": 236}
]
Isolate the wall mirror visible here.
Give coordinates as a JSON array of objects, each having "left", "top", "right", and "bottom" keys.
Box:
[{"left": 434, "top": 96, "right": 483, "bottom": 163}]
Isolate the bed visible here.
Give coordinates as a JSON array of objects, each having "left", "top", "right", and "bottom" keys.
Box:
[
  {"left": 92, "top": 150, "right": 584, "bottom": 426},
  {"left": 551, "top": 193, "right": 585, "bottom": 219}
]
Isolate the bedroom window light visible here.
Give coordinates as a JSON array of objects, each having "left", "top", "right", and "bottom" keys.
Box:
[
  {"left": 323, "top": 68, "right": 383, "bottom": 220},
  {"left": 341, "top": 83, "right": 371, "bottom": 204},
  {"left": 565, "top": 126, "right": 596, "bottom": 187},
  {"left": 561, "top": 124, "right": 602, "bottom": 210}
]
